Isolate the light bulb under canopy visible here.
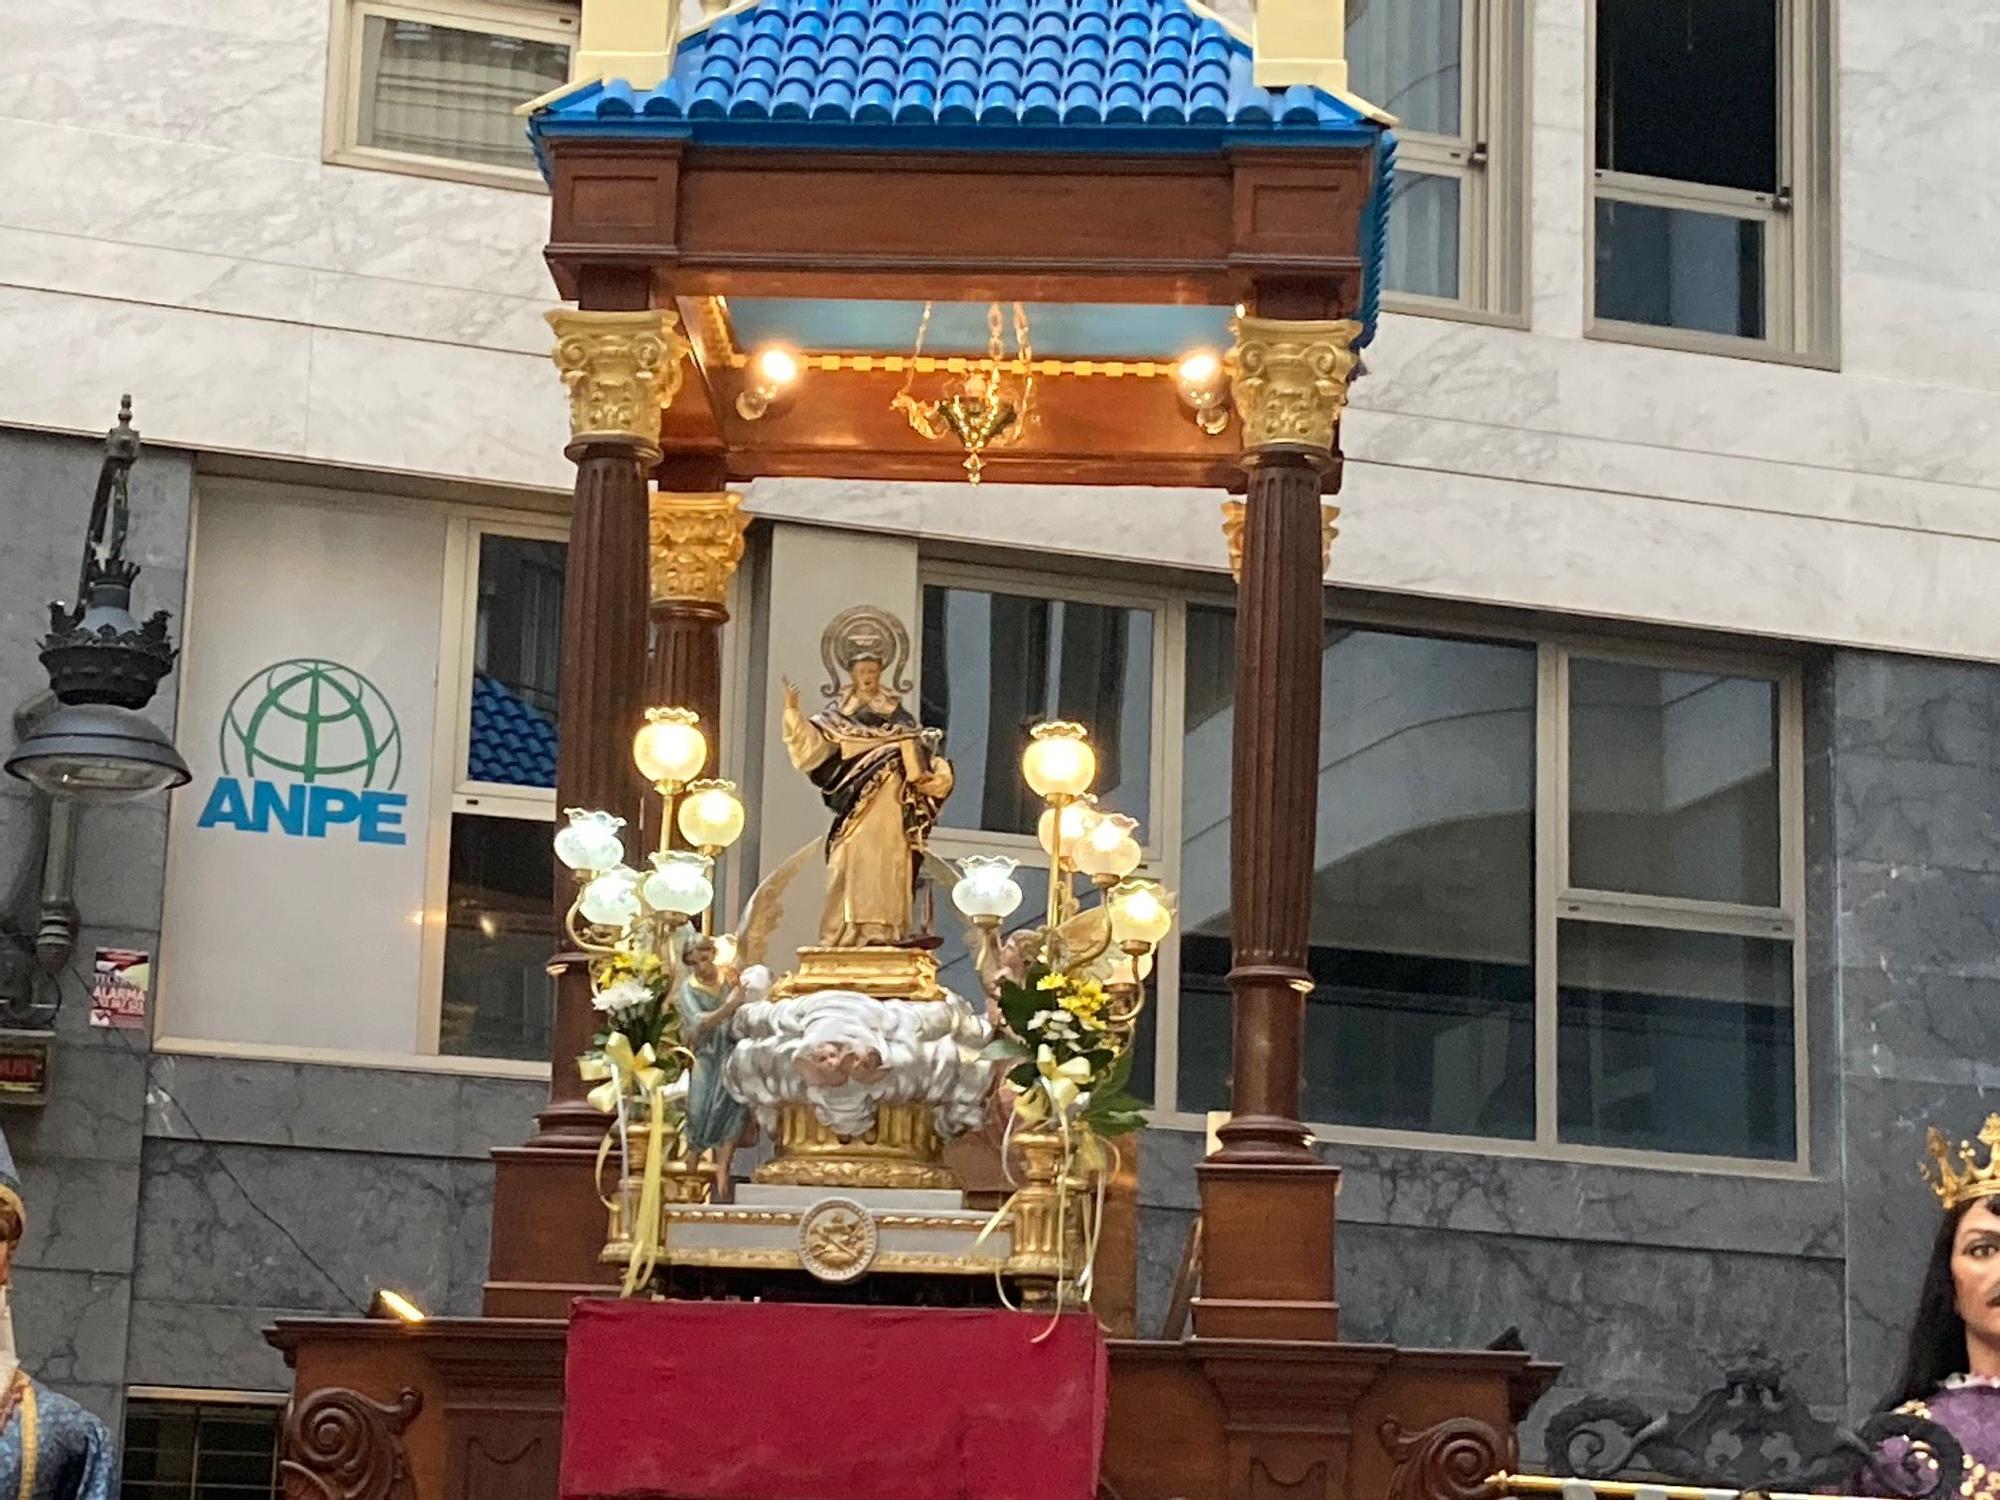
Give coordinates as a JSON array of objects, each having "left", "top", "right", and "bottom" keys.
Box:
[{"left": 633, "top": 707, "right": 707, "bottom": 786}]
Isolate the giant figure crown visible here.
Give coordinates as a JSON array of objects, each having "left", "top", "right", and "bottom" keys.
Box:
[{"left": 1923, "top": 1114, "right": 2000, "bottom": 1209}]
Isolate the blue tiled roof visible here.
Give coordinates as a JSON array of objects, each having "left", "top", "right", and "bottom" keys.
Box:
[
  {"left": 468, "top": 674, "right": 557, "bottom": 789},
  {"left": 530, "top": 0, "right": 1394, "bottom": 340}
]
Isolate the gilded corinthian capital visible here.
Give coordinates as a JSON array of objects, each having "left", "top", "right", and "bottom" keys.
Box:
[
  {"left": 649, "top": 490, "right": 748, "bottom": 607},
  {"left": 547, "top": 308, "right": 688, "bottom": 451},
  {"left": 1226, "top": 316, "right": 1363, "bottom": 453}
]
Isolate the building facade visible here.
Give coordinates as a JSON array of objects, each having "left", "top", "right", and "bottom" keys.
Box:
[{"left": 2, "top": 0, "right": 1998, "bottom": 1487}]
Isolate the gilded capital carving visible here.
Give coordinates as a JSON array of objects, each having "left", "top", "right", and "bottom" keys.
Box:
[
  {"left": 547, "top": 308, "right": 687, "bottom": 451},
  {"left": 1220, "top": 499, "right": 1342, "bottom": 581},
  {"left": 1226, "top": 316, "right": 1362, "bottom": 453},
  {"left": 649, "top": 490, "right": 747, "bottom": 606}
]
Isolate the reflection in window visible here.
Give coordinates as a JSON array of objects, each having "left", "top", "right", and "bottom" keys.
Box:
[
  {"left": 1178, "top": 609, "right": 1537, "bottom": 1138},
  {"left": 122, "top": 1396, "right": 283, "bottom": 1499},
  {"left": 1596, "top": 0, "right": 1776, "bottom": 194},
  {"left": 1557, "top": 921, "right": 1794, "bottom": 1159},
  {"left": 922, "top": 585, "right": 1154, "bottom": 837},
  {"left": 1595, "top": 199, "right": 1764, "bottom": 339},
  {"left": 469, "top": 534, "right": 563, "bottom": 788},
  {"left": 1569, "top": 658, "right": 1779, "bottom": 906},
  {"left": 441, "top": 813, "right": 555, "bottom": 1060},
  {"left": 1388, "top": 172, "right": 1462, "bottom": 301},
  {"left": 1347, "top": 0, "right": 1461, "bottom": 137},
  {"left": 355, "top": 13, "right": 571, "bottom": 172}
]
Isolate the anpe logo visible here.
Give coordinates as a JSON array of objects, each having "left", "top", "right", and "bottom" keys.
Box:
[{"left": 196, "top": 659, "right": 409, "bottom": 845}]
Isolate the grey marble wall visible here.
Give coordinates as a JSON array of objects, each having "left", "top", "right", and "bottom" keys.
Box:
[
  {"left": 0, "top": 426, "right": 192, "bottom": 1428},
  {"left": 1820, "top": 653, "right": 2000, "bottom": 1413},
  {"left": 129, "top": 1053, "right": 544, "bottom": 1391}
]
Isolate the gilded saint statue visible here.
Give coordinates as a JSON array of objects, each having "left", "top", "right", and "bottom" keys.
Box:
[{"left": 782, "top": 607, "right": 953, "bottom": 947}]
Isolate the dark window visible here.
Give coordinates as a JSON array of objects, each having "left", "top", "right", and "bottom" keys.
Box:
[
  {"left": 1595, "top": 0, "right": 1777, "bottom": 194},
  {"left": 440, "top": 813, "right": 556, "bottom": 1061},
  {"left": 122, "top": 1397, "right": 282, "bottom": 1499}
]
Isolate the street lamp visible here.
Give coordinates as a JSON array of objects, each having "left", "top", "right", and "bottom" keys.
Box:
[{"left": 2, "top": 399, "right": 191, "bottom": 1015}]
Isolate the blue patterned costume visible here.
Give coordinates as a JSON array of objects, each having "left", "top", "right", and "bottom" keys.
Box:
[{"left": 0, "top": 1373, "right": 117, "bottom": 1500}]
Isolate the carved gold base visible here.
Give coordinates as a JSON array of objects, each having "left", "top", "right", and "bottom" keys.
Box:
[
  {"left": 1003, "top": 1127, "right": 1088, "bottom": 1289},
  {"left": 753, "top": 1102, "right": 958, "bottom": 1191},
  {"left": 771, "top": 946, "right": 941, "bottom": 1001}
]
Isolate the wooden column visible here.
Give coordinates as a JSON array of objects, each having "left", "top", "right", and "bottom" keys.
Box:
[
  {"left": 1195, "top": 315, "right": 1360, "bottom": 1347},
  {"left": 486, "top": 306, "right": 685, "bottom": 1314}
]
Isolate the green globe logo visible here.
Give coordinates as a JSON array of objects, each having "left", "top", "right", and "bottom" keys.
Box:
[{"left": 219, "top": 659, "right": 402, "bottom": 790}]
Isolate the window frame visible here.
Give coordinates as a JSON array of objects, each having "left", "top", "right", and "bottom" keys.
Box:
[
  {"left": 417, "top": 510, "right": 568, "bottom": 1073},
  {"left": 941, "top": 563, "right": 1810, "bottom": 1175},
  {"left": 1369, "top": 0, "right": 1529, "bottom": 324},
  {"left": 322, "top": 0, "right": 578, "bottom": 194},
  {"left": 1583, "top": 0, "right": 1836, "bottom": 364},
  {"left": 123, "top": 1388, "right": 289, "bottom": 1500}
]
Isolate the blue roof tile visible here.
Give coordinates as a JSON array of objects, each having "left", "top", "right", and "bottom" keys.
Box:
[
  {"left": 467, "top": 674, "right": 558, "bottom": 789},
  {"left": 530, "top": 0, "right": 1394, "bottom": 341}
]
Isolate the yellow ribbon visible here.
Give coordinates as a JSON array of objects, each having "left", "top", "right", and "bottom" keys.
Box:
[
  {"left": 580, "top": 1034, "right": 664, "bottom": 1116},
  {"left": 1012, "top": 1049, "right": 1093, "bottom": 1125},
  {"left": 622, "top": 1081, "right": 670, "bottom": 1296}
]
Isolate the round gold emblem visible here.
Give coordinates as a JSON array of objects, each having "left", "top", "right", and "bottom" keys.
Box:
[{"left": 797, "top": 1197, "right": 879, "bottom": 1284}]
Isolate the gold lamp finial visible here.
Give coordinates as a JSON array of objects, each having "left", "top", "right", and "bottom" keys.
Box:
[{"left": 1922, "top": 1115, "right": 2000, "bottom": 1209}]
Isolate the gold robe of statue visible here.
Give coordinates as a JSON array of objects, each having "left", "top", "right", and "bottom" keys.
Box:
[{"left": 782, "top": 659, "right": 953, "bottom": 947}]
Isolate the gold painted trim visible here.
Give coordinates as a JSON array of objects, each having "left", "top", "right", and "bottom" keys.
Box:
[
  {"left": 1227, "top": 316, "right": 1362, "bottom": 453},
  {"left": 650, "top": 490, "right": 747, "bottom": 607},
  {"left": 548, "top": 308, "right": 687, "bottom": 450},
  {"left": 660, "top": 1245, "right": 1003, "bottom": 1276}
]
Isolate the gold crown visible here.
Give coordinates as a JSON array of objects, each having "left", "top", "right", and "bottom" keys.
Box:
[{"left": 1922, "top": 1115, "right": 2000, "bottom": 1209}]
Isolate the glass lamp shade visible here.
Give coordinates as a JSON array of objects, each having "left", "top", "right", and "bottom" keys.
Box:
[
  {"left": 677, "top": 779, "right": 746, "bottom": 851},
  {"left": 1037, "top": 797, "right": 1099, "bottom": 859},
  {"left": 1021, "top": 721, "right": 1096, "bottom": 799},
  {"left": 1107, "top": 879, "right": 1174, "bottom": 948},
  {"left": 1075, "top": 812, "right": 1142, "bottom": 880},
  {"left": 633, "top": 707, "right": 707, "bottom": 786},
  {"left": 553, "top": 808, "right": 627, "bottom": 873},
  {"left": 643, "top": 850, "right": 715, "bottom": 918},
  {"left": 1108, "top": 951, "right": 1155, "bottom": 986},
  {"left": 951, "top": 855, "right": 1025, "bottom": 921},
  {"left": 578, "top": 867, "right": 644, "bottom": 928},
  {"left": 3, "top": 703, "right": 191, "bottom": 803}
]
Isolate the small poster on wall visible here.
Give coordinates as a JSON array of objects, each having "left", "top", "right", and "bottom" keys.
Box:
[{"left": 90, "top": 948, "right": 150, "bottom": 1030}]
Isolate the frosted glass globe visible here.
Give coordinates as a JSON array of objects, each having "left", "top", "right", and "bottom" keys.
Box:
[
  {"left": 677, "top": 779, "right": 746, "bottom": 851},
  {"left": 1107, "top": 880, "right": 1174, "bottom": 948},
  {"left": 642, "top": 851, "right": 714, "bottom": 918},
  {"left": 554, "top": 808, "right": 626, "bottom": 873},
  {"left": 1021, "top": 722, "right": 1096, "bottom": 799},
  {"left": 633, "top": 708, "right": 707, "bottom": 786},
  {"left": 952, "top": 855, "right": 1024, "bottom": 921},
  {"left": 1075, "top": 813, "right": 1142, "bottom": 880},
  {"left": 579, "top": 867, "right": 643, "bottom": 928}
]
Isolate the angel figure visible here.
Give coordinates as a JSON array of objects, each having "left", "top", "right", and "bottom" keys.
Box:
[
  {"left": 674, "top": 932, "right": 766, "bottom": 1199},
  {"left": 782, "top": 607, "right": 953, "bottom": 947}
]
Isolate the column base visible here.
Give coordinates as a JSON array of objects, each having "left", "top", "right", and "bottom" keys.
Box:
[
  {"left": 1192, "top": 1157, "right": 1341, "bottom": 1342},
  {"left": 483, "top": 1145, "right": 620, "bottom": 1317}
]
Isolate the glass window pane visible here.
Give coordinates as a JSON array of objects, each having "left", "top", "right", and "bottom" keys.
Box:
[
  {"left": 121, "top": 1400, "right": 282, "bottom": 1498},
  {"left": 922, "top": 585, "right": 1154, "bottom": 837},
  {"left": 1346, "top": 0, "right": 1461, "bottom": 137},
  {"left": 1179, "top": 610, "right": 1537, "bottom": 1137},
  {"left": 468, "top": 534, "right": 564, "bottom": 789},
  {"left": 1558, "top": 921, "right": 1795, "bottom": 1158},
  {"left": 356, "top": 14, "right": 571, "bottom": 171},
  {"left": 1386, "top": 171, "right": 1461, "bottom": 301},
  {"left": 441, "top": 813, "right": 555, "bottom": 1061},
  {"left": 1569, "top": 658, "right": 1780, "bottom": 906},
  {"left": 1596, "top": 0, "right": 1776, "bottom": 193},
  {"left": 1594, "top": 198, "right": 1765, "bottom": 339}
]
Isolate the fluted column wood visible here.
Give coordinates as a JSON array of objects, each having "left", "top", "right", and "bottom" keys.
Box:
[
  {"left": 1194, "top": 315, "right": 1360, "bottom": 1347},
  {"left": 533, "top": 308, "right": 686, "bottom": 1148}
]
